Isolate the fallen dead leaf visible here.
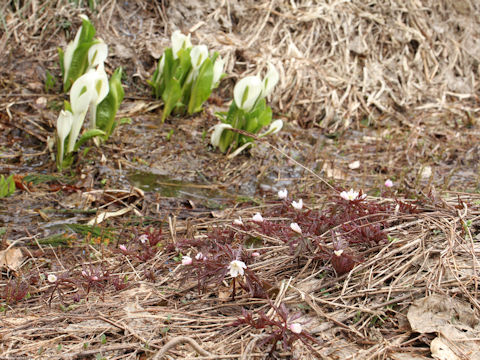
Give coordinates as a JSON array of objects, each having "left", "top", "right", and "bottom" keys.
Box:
[{"left": 0, "top": 247, "right": 23, "bottom": 271}]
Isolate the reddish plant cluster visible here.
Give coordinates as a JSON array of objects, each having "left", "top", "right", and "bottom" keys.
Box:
[
  {"left": 117, "top": 227, "right": 163, "bottom": 262},
  {"left": 46, "top": 265, "right": 129, "bottom": 305},
  {"left": 174, "top": 238, "right": 266, "bottom": 299},
  {"left": 232, "top": 302, "right": 321, "bottom": 356}
]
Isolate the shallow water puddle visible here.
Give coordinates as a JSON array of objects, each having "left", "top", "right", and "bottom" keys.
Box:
[{"left": 127, "top": 171, "right": 229, "bottom": 204}]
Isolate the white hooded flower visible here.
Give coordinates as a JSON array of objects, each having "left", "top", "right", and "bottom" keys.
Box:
[
  {"left": 233, "top": 76, "right": 263, "bottom": 112},
  {"left": 292, "top": 199, "right": 303, "bottom": 210},
  {"left": 212, "top": 56, "right": 224, "bottom": 86},
  {"left": 210, "top": 123, "right": 233, "bottom": 147},
  {"left": 67, "top": 71, "right": 96, "bottom": 152},
  {"left": 278, "top": 188, "right": 288, "bottom": 199},
  {"left": 56, "top": 110, "right": 73, "bottom": 162},
  {"left": 190, "top": 45, "right": 209, "bottom": 70},
  {"left": 228, "top": 260, "right": 247, "bottom": 277},
  {"left": 63, "top": 18, "right": 85, "bottom": 85},
  {"left": 171, "top": 30, "right": 192, "bottom": 59},
  {"left": 290, "top": 222, "right": 302, "bottom": 234},
  {"left": 88, "top": 39, "right": 108, "bottom": 69},
  {"left": 261, "top": 62, "right": 279, "bottom": 98},
  {"left": 259, "top": 119, "right": 283, "bottom": 137}
]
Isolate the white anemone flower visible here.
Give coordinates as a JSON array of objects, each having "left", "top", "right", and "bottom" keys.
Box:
[
  {"left": 171, "top": 30, "right": 192, "bottom": 59},
  {"left": 212, "top": 56, "right": 225, "bottom": 86},
  {"left": 88, "top": 39, "right": 108, "bottom": 69},
  {"left": 190, "top": 45, "right": 209, "bottom": 70},
  {"left": 278, "top": 188, "right": 288, "bottom": 199},
  {"left": 210, "top": 123, "right": 232, "bottom": 147},
  {"left": 259, "top": 119, "right": 283, "bottom": 137},
  {"left": 233, "top": 76, "right": 263, "bottom": 112},
  {"left": 289, "top": 323, "right": 302, "bottom": 334},
  {"left": 47, "top": 274, "right": 58, "bottom": 283},
  {"left": 228, "top": 260, "right": 247, "bottom": 278},
  {"left": 233, "top": 218, "right": 244, "bottom": 226},
  {"left": 290, "top": 222, "right": 302, "bottom": 234},
  {"left": 340, "top": 189, "right": 366, "bottom": 201},
  {"left": 252, "top": 213, "right": 264, "bottom": 223},
  {"left": 56, "top": 110, "right": 73, "bottom": 162},
  {"left": 181, "top": 256, "right": 192, "bottom": 265},
  {"left": 138, "top": 234, "right": 149, "bottom": 243},
  {"left": 292, "top": 199, "right": 303, "bottom": 210},
  {"left": 261, "top": 62, "right": 279, "bottom": 98}
]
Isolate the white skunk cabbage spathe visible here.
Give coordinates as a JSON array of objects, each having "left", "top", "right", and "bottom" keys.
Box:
[
  {"left": 88, "top": 64, "right": 109, "bottom": 129},
  {"left": 56, "top": 110, "right": 73, "bottom": 163},
  {"left": 259, "top": 119, "right": 283, "bottom": 137},
  {"left": 233, "top": 76, "right": 263, "bottom": 112},
  {"left": 190, "top": 45, "right": 209, "bottom": 70},
  {"left": 63, "top": 26, "right": 83, "bottom": 87},
  {"left": 212, "top": 56, "right": 225, "bottom": 86},
  {"left": 88, "top": 39, "right": 108, "bottom": 69},
  {"left": 261, "top": 62, "right": 279, "bottom": 98},
  {"left": 210, "top": 123, "right": 233, "bottom": 147},
  {"left": 171, "top": 30, "right": 192, "bottom": 59}
]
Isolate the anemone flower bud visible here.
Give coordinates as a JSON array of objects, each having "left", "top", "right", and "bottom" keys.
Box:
[
  {"left": 292, "top": 199, "right": 303, "bottom": 210},
  {"left": 195, "top": 252, "right": 205, "bottom": 260},
  {"left": 210, "top": 123, "right": 232, "bottom": 147},
  {"left": 212, "top": 56, "right": 224, "bottom": 86},
  {"left": 88, "top": 39, "right": 108, "bottom": 69},
  {"left": 171, "top": 30, "right": 192, "bottom": 59},
  {"left": 384, "top": 179, "right": 394, "bottom": 188},
  {"left": 228, "top": 260, "right": 247, "bottom": 277},
  {"left": 289, "top": 323, "right": 302, "bottom": 334},
  {"left": 119, "top": 245, "right": 127, "bottom": 252},
  {"left": 190, "top": 45, "right": 209, "bottom": 70},
  {"left": 261, "top": 62, "right": 279, "bottom": 98},
  {"left": 181, "top": 256, "right": 192, "bottom": 265},
  {"left": 234, "top": 76, "right": 263, "bottom": 112},
  {"left": 278, "top": 188, "right": 288, "bottom": 199},
  {"left": 290, "top": 222, "right": 302, "bottom": 234}
]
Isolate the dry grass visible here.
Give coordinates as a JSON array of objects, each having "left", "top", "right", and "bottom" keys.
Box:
[{"left": 1, "top": 0, "right": 480, "bottom": 359}]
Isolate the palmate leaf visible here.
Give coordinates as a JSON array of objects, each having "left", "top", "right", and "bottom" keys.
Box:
[{"left": 96, "top": 67, "right": 125, "bottom": 139}]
